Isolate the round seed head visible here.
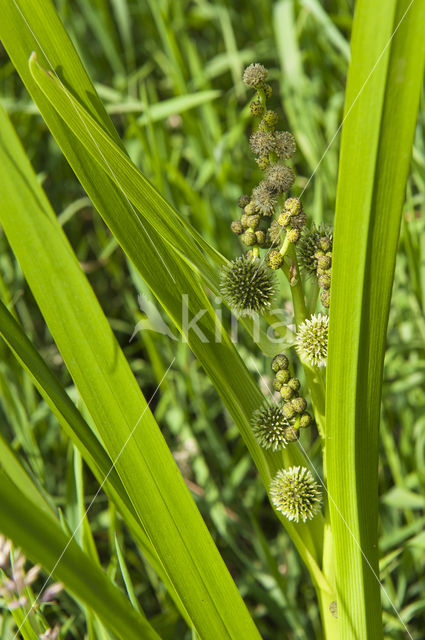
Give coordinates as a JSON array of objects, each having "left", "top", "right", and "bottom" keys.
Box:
[
  {"left": 220, "top": 255, "right": 277, "bottom": 317},
  {"left": 238, "top": 195, "right": 251, "bottom": 209},
  {"left": 243, "top": 63, "right": 268, "bottom": 88},
  {"left": 288, "top": 377, "right": 301, "bottom": 392},
  {"left": 296, "top": 313, "right": 329, "bottom": 367},
  {"left": 249, "top": 130, "right": 275, "bottom": 156},
  {"left": 241, "top": 230, "right": 257, "bottom": 246},
  {"left": 265, "top": 164, "right": 295, "bottom": 194},
  {"left": 282, "top": 402, "right": 296, "bottom": 419},
  {"left": 274, "top": 131, "right": 297, "bottom": 159},
  {"left": 266, "top": 249, "right": 284, "bottom": 270},
  {"left": 299, "top": 412, "right": 313, "bottom": 429},
  {"left": 292, "top": 396, "right": 307, "bottom": 414},
  {"left": 280, "top": 385, "right": 294, "bottom": 401},
  {"left": 231, "top": 220, "right": 244, "bottom": 235},
  {"left": 263, "top": 110, "right": 279, "bottom": 128},
  {"left": 250, "top": 100, "right": 265, "bottom": 117},
  {"left": 251, "top": 405, "right": 290, "bottom": 451},
  {"left": 251, "top": 182, "right": 277, "bottom": 216},
  {"left": 272, "top": 354, "right": 289, "bottom": 372},
  {"left": 270, "top": 466, "right": 322, "bottom": 522}
]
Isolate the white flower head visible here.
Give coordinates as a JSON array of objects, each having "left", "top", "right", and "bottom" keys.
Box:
[
  {"left": 270, "top": 466, "right": 322, "bottom": 523},
  {"left": 296, "top": 313, "right": 328, "bottom": 367}
]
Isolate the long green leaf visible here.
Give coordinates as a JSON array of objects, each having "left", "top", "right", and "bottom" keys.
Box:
[
  {"left": 327, "top": 1, "right": 425, "bottom": 637},
  {"left": 0, "top": 103, "right": 261, "bottom": 638},
  {"left": 0, "top": 470, "right": 160, "bottom": 640}
]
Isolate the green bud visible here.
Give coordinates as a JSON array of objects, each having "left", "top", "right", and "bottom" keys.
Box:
[
  {"left": 250, "top": 100, "right": 265, "bottom": 117},
  {"left": 266, "top": 249, "right": 284, "bottom": 270},
  {"left": 299, "top": 412, "right": 313, "bottom": 428},
  {"left": 317, "top": 255, "right": 332, "bottom": 270},
  {"left": 284, "top": 425, "right": 299, "bottom": 442},
  {"left": 319, "top": 236, "right": 332, "bottom": 252},
  {"left": 318, "top": 273, "right": 331, "bottom": 290},
  {"left": 247, "top": 214, "right": 260, "bottom": 229},
  {"left": 276, "top": 369, "right": 291, "bottom": 384},
  {"left": 244, "top": 201, "right": 256, "bottom": 215},
  {"left": 273, "top": 378, "right": 283, "bottom": 391},
  {"left": 238, "top": 195, "right": 251, "bottom": 208},
  {"left": 284, "top": 197, "right": 302, "bottom": 216},
  {"left": 287, "top": 228, "right": 301, "bottom": 244},
  {"left": 263, "top": 110, "right": 279, "bottom": 128},
  {"left": 263, "top": 83, "right": 272, "bottom": 98},
  {"left": 282, "top": 402, "right": 296, "bottom": 420},
  {"left": 255, "top": 230, "right": 266, "bottom": 246},
  {"left": 320, "top": 289, "right": 330, "bottom": 308},
  {"left": 240, "top": 214, "right": 249, "bottom": 228},
  {"left": 256, "top": 155, "right": 271, "bottom": 171},
  {"left": 278, "top": 211, "right": 291, "bottom": 227},
  {"left": 292, "top": 397, "right": 307, "bottom": 414},
  {"left": 280, "top": 385, "right": 294, "bottom": 401},
  {"left": 241, "top": 230, "right": 257, "bottom": 246},
  {"left": 231, "top": 220, "right": 244, "bottom": 235},
  {"left": 288, "top": 378, "right": 300, "bottom": 392},
  {"left": 272, "top": 354, "right": 289, "bottom": 372}
]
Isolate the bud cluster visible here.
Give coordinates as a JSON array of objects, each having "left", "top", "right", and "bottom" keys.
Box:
[
  {"left": 271, "top": 353, "right": 313, "bottom": 431},
  {"left": 297, "top": 225, "right": 333, "bottom": 308}
]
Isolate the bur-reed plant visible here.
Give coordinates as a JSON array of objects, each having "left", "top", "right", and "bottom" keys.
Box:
[{"left": 0, "top": 1, "right": 424, "bottom": 639}]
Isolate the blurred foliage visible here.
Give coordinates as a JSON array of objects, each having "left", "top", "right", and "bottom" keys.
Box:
[{"left": 0, "top": 0, "right": 424, "bottom": 638}]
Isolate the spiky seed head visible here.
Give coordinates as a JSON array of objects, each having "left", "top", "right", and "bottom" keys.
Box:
[
  {"left": 274, "top": 131, "right": 296, "bottom": 159},
  {"left": 270, "top": 466, "right": 322, "bottom": 522},
  {"left": 266, "top": 249, "right": 284, "bottom": 270},
  {"left": 263, "top": 110, "right": 279, "bottom": 128},
  {"left": 265, "top": 164, "right": 295, "bottom": 194},
  {"left": 275, "top": 369, "right": 291, "bottom": 384},
  {"left": 243, "top": 63, "right": 268, "bottom": 88},
  {"left": 297, "top": 225, "right": 333, "bottom": 277},
  {"left": 287, "top": 228, "right": 301, "bottom": 244},
  {"left": 269, "top": 219, "right": 282, "bottom": 246},
  {"left": 292, "top": 397, "right": 307, "bottom": 414},
  {"left": 320, "top": 289, "right": 330, "bottom": 308},
  {"left": 278, "top": 211, "right": 291, "bottom": 227},
  {"left": 284, "top": 425, "right": 300, "bottom": 442},
  {"left": 272, "top": 354, "right": 289, "bottom": 372},
  {"left": 250, "top": 100, "right": 265, "bottom": 117},
  {"left": 251, "top": 405, "right": 290, "bottom": 451},
  {"left": 241, "top": 230, "right": 256, "bottom": 246},
  {"left": 238, "top": 195, "right": 251, "bottom": 209},
  {"left": 220, "top": 255, "right": 277, "bottom": 317},
  {"left": 296, "top": 313, "right": 329, "bottom": 367},
  {"left": 280, "top": 385, "right": 294, "bottom": 401},
  {"left": 282, "top": 402, "right": 296, "bottom": 419},
  {"left": 231, "top": 220, "right": 244, "bottom": 235},
  {"left": 263, "top": 83, "right": 272, "bottom": 98},
  {"left": 251, "top": 182, "right": 277, "bottom": 216},
  {"left": 288, "top": 377, "right": 301, "bottom": 392},
  {"left": 299, "top": 412, "right": 313, "bottom": 429},
  {"left": 249, "top": 130, "right": 275, "bottom": 156}
]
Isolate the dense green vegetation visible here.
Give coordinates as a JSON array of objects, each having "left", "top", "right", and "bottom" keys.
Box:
[{"left": 0, "top": 1, "right": 424, "bottom": 638}]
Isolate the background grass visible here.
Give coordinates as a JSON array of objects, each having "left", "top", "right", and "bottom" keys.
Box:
[{"left": 0, "top": 0, "right": 424, "bottom": 638}]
